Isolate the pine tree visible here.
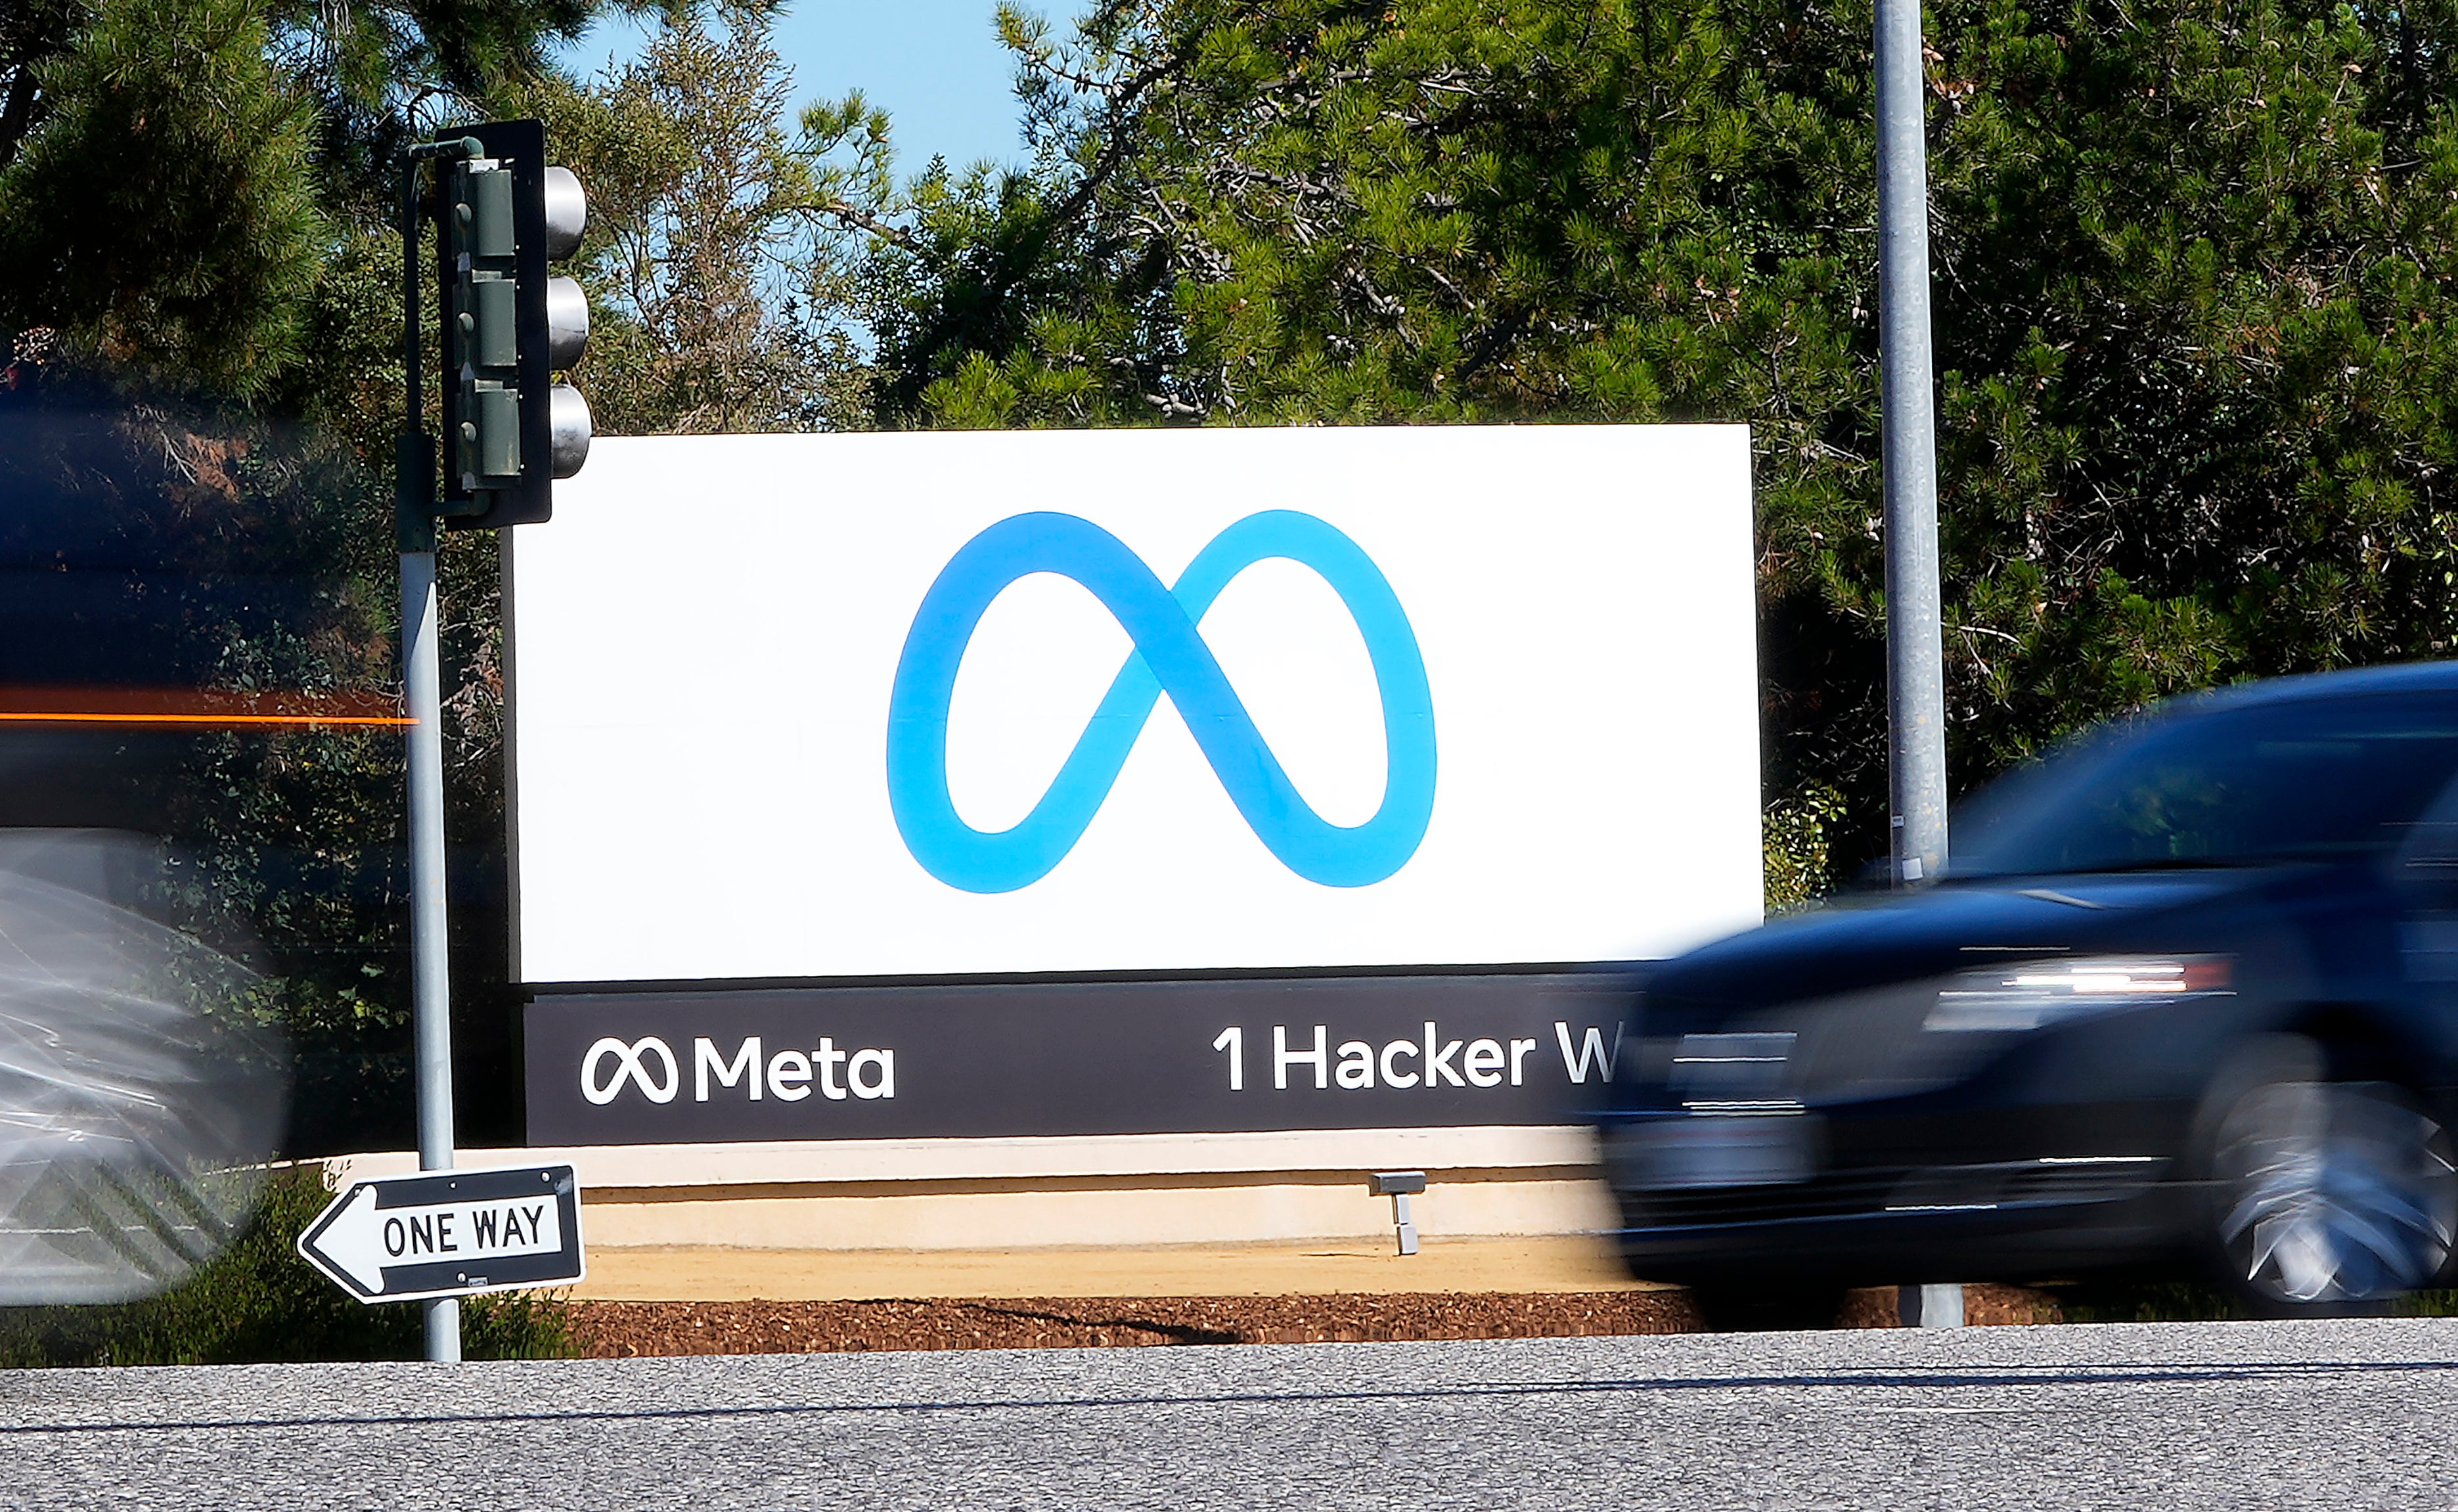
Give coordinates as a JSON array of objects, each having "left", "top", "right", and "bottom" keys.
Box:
[{"left": 0, "top": 0, "right": 626, "bottom": 405}]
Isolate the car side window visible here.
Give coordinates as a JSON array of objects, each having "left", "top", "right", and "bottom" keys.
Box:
[
  {"left": 1959, "top": 693, "right": 2458, "bottom": 876},
  {"left": 2394, "top": 768, "right": 2458, "bottom": 882}
]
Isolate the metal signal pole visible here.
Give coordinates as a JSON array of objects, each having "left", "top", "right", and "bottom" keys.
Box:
[
  {"left": 1874, "top": 0, "right": 1959, "bottom": 1329},
  {"left": 399, "top": 137, "right": 478, "bottom": 1364}
]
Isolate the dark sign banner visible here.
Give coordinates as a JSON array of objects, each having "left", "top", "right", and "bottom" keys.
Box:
[{"left": 525, "top": 972, "right": 1637, "bottom": 1145}]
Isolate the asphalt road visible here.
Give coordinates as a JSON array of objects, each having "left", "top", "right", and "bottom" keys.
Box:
[{"left": 3, "top": 1318, "right": 2455, "bottom": 1509}]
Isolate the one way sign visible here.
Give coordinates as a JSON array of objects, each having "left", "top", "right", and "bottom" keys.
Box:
[{"left": 297, "top": 1164, "right": 585, "bottom": 1303}]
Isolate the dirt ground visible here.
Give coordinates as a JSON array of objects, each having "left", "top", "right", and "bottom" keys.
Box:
[
  {"left": 571, "top": 1237, "right": 1651, "bottom": 1302},
  {"left": 569, "top": 1284, "right": 2061, "bottom": 1358}
]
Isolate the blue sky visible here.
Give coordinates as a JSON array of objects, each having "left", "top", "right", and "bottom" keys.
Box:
[{"left": 560, "top": 1, "right": 1037, "bottom": 175}]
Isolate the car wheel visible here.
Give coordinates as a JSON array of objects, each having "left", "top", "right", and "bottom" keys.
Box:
[{"left": 2206, "top": 1063, "right": 2458, "bottom": 1313}]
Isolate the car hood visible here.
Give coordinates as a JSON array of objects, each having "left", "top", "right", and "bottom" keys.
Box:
[{"left": 1643, "top": 869, "right": 2260, "bottom": 1023}]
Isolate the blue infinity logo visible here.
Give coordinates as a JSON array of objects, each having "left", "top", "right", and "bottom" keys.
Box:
[{"left": 886, "top": 511, "right": 1437, "bottom": 893}]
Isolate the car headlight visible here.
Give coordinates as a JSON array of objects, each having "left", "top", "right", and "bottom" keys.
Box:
[{"left": 1924, "top": 954, "right": 2233, "bottom": 1033}]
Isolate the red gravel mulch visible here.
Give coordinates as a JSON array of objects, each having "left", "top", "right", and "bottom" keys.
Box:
[{"left": 570, "top": 1285, "right": 2059, "bottom": 1358}]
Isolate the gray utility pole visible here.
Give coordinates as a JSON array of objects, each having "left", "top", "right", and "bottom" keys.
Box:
[
  {"left": 399, "top": 137, "right": 478, "bottom": 1364},
  {"left": 399, "top": 548, "right": 457, "bottom": 1363},
  {"left": 1873, "top": 0, "right": 1959, "bottom": 1330}
]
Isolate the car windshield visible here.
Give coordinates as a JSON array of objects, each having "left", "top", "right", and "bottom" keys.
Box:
[{"left": 1950, "top": 690, "right": 2458, "bottom": 877}]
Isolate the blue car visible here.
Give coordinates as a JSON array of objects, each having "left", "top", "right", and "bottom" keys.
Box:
[{"left": 1600, "top": 663, "right": 2458, "bottom": 1323}]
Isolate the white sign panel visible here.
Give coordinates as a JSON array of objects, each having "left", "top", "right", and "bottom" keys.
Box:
[{"left": 506, "top": 426, "right": 1760, "bottom": 983}]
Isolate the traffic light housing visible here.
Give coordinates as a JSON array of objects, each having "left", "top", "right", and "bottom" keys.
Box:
[{"left": 435, "top": 119, "right": 592, "bottom": 530}]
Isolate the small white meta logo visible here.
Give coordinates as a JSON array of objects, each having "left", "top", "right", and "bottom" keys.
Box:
[
  {"left": 581, "top": 1036, "right": 681, "bottom": 1105},
  {"left": 579, "top": 1034, "right": 898, "bottom": 1106}
]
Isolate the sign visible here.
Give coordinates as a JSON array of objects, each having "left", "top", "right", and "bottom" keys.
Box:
[
  {"left": 296, "top": 1165, "right": 584, "bottom": 1303},
  {"left": 504, "top": 425, "right": 1760, "bottom": 984},
  {"left": 525, "top": 973, "right": 1634, "bottom": 1145}
]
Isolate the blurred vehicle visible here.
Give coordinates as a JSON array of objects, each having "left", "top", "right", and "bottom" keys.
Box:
[
  {"left": 0, "top": 394, "right": 399, "bottom": 1295},
  {"left": 1599, "top": 662, "right": 2458, "bottom": 1322},
  {"left": 0, "top": 829, "right": 286, "bottom": 1302}
]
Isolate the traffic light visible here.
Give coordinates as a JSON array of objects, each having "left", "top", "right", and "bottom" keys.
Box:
[{"left": 435, "top": 120, "right": 592, "bottom": 530}]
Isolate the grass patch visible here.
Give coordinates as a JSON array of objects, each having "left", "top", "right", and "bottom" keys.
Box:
[
  {"left": 0, "top": 1165, "right": 575, "bottom": 1367},
  {"left": 2040, "top": 1281, "right": 2250, "bottom": 1324}
]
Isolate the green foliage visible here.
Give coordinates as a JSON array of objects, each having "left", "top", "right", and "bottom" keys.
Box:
[
  {"left": 0, "top": 0, "right": 326, "bottom": 398},
  {"left": 512, "top": 3, "right": 870, "bottom": 435},
  {"left": 2044, "top": 1279, "right": 2251, "bottom": 1324},
  {"left": 0, "top": 0, "right": 624, "bottom": 410},
  {"left": 1764, "top": 782, "right": 1846, "bottom": 912},
  {"left": 0, "top": 1165, "right": 575, "bottom": 1367}
]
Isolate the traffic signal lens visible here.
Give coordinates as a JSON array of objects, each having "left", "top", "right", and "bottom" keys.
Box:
[
  {"left": 546, "top": 276, "right": 589, "bottom": 371},
  {"left": 543, "top": 166, "right": 587, "bottom": 259},
  {"left": 549, "top": 385, "right": 591, "bottom": 479}
]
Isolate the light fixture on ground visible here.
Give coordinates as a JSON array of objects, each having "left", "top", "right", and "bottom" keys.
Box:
[{"left": 1372, "top": 1170, "right": 1428, "bottom": 1256}]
